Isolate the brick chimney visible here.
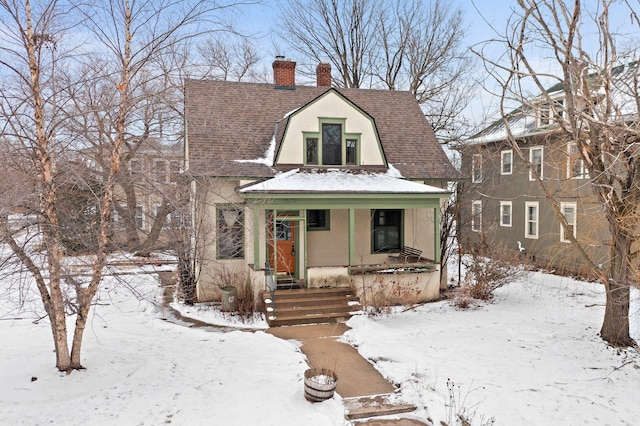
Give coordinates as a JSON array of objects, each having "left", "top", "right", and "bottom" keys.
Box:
[
  {"left": 316, "top": 62, "right": 332, "bottom": 87},
  {"left": 272, "top": 56, "right": 296, "bottom": 87}
]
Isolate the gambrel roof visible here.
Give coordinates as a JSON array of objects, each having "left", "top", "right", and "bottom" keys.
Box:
[{"left": 184, "top": 80, "right": 458, "bottom": 180}]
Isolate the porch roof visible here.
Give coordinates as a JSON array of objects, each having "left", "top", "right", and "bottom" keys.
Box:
[{"left": 239, "top": 168, "right": 449, "bottom": 195}]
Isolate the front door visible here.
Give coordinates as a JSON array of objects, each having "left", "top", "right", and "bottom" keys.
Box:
[{"left": 269, "top": 220, "right": 296, "bottom": 275}]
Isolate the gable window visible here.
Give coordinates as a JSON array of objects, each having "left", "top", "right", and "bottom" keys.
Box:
[
  {"left": 567, "top": 143, "right": 587, "bottom": 179},
  {"left": 306, "top": 137, "right": 318, "bottom": 165},
  {"left": 529, "top": 146, "right": 543, "bottom": 180},
  {"left": 307, "top": 209, "right": 330, "bottom": 231},
  {"left": 322, "top": 123, "right": 342, "bottom": 165},
  {"left": 560, "top": 202, "right": 577, "bottom": 243},
  {"left": 500, "top": 201, "right": 512, "bottom": 227},
  {"left": 346, "top": 139, "right": 357, "bottom": 165},
  {"left": 501, "top": 150, "right": 512, "bottom": 175},
  {"left": 525, "top": 202, "right": 538, "bottom": 239},
  {"left": 472, "top": 154, "right": 482, "bottom": 183},
  {"left": 217, "top": 206, "right": 244, "bottom": 259},
  {"left": 539, "top": 103, "right": 552, "bottom": 126},
  {"left": 471, "top": 200, "right": 482, "bottom": 232},
  {"left": 372, "top": 209, "right": 402, "bottom": 252},
  {"left": 303, "top": 118, "right": 361, "bottom": 166}
]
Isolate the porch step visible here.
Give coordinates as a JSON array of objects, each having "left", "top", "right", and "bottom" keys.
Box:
[{"left": 262, "top": 287, "right": 363, "bottom": 327}]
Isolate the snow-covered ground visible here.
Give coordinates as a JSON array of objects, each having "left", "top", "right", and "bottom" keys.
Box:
[{"left": 0, "top": 257, "right": 638, "bottom": 425}]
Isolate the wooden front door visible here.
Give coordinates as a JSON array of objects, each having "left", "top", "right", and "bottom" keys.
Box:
[{"left": 269, "top": 220, "right": 296, "bottom": 274}]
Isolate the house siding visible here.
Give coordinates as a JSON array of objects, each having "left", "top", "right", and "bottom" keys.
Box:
[{"left": 459, "top": 133, "right": 609, "bottom": 277}]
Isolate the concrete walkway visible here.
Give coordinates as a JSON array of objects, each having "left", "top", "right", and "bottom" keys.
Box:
[{"left": 267, "top": 324, "right": 426, "bottom": 424}]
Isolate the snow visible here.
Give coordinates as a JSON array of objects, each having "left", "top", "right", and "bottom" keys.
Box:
[
  {"left": 1, "top": 252, "right": 639, "bottom": 425},
  {"left": 239, "top": 168, "right": 449, "bottom": 194},
  {"left": 234, "top": 135, "right": 276, "bottom": 166}
]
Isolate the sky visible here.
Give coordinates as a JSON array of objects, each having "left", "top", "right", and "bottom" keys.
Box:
[{"left": 230, "top": 0, "right": 640, "bottom": 130}]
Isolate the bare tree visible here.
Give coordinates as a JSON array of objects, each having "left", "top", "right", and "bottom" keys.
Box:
[
  {"left": 277, "top": 0, "right": 474, "bottom": 140},
  {"left": 0, "top": 0, "right": 251, "bottom": 371},
  {"left": 474, "top": 0, "right": 639, "bottom": 346}
]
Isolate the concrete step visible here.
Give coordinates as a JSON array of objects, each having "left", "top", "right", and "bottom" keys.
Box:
[{"left": 344, "top": 394, "right": 417, "bottom": 420}]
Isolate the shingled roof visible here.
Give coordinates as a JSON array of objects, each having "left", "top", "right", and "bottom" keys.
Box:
[{"left": 185, "top": 79, "right": 458, "bottom": 180}]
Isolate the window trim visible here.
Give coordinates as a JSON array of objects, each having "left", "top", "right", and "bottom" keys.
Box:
[
  {"left": 134, "top": 204, "right": 145, "bottom": 230},
  {"left": 529, "top": 146, "right": 543, "bottom": 181},
  {"left": 500, "top": 201, "right": 512, "bottom": 227},
  {"left": 525, "top": 201, "right": 539, "bottom": 239},
  {"left": 472, "top": 153, "right": 483, "bottom": 183},
  {"left": 560, "top": 202, "right": 577, "bottom": 243},
  {"left": 501, "top": 150, "right": 513, "bottom": 175},
  {"left": 471, "top": 200, "right": 482, "bottom": 232},
  {"left": 153, "top": 159, "right": 170, "bottom": 183}
]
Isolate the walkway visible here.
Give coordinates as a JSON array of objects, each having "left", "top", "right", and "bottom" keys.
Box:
[{"left": 267, "top": 324, "right": 426, "bottom": 424}]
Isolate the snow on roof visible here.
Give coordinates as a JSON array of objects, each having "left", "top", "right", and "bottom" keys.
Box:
[
  {"left": 239, "top": 168, "right": 449, "bottom": 194},
  {"left": 234, "top": 136, "right": 276, "bottom": 167}
]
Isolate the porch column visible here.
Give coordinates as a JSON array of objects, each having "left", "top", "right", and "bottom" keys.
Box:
[
  {"left": 348, "top": 208, "right": 355, "bottom": 267},
  {"left": 253, "top": 207, "right": 260, "bottom": 269},
  {"left": 434, "top": 206, "right": 441, "bottom": 262}
]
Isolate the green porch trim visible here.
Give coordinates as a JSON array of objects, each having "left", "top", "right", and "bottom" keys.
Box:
[
  {"left": 242, "top": 192, "right": 448, "bottom": 210},
  {"left": 253, "top": 207, "right": 260, "bottom": 270},
  {"left": 434, "top": 206, "right": 441, "bottom": 262},
  {"left": 349, "top": 208, "right": 355, "bottom": 267}
]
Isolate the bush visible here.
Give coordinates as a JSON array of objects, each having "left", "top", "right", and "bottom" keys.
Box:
[{"left": 455, "top": 239, "right": 526, "bottom": 306}]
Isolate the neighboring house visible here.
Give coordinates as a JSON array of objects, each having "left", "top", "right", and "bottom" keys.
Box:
[
  {"left": 184, "top": 57, "right": 458, "bottom": 305},
  {"left": 455, "top": 64, "right": 640, "bottom": 276}
]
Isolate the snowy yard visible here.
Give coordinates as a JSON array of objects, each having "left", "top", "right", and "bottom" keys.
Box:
[{"left": 0, "top": 264, "right": 638, "bottom": 425}]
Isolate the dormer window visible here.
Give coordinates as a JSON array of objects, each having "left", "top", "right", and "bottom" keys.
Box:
[
  {"left": 537, "top": 97, "right": 565, "bottom": 127},
  {"left": 303, "top": 118, "right": 361, "bottom": 166}
]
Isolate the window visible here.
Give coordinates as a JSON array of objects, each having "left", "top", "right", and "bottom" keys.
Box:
[
  {"left": 307, "top": 209, "right": 329, "bottom": 231},
  {"left": 372, "top": 209, "right": 402, "bottom": 252},
  {"left": 525, "top": 202, "right": 538, "bottom": 239},
  {"left": 322, "top": 123, "right": 342, "bottom": 165},
  {"left": 560, "top": 202, "right": 577, "bottom": 243},
  {"left": 134, "top": 205, "right": 144, "bottom": 229},
  {"left": 154, "top": 204, "right": 166, "bottom": 228},
  {"left": 153, "top": 159, "right": 170, "bottom": 183},
  {"left": 529, "top": 146, "right": 543, "bottom": 180},
  {"left": 567, "top": 143, "right": 587, "bottom": 179},
  {"left": 501, "top": 150, "right": 513, "bottom": 175},
  {"left": 129, "top": 159, "right": 143, "bottom": 175},
  {"left": 471, "top": 201, "right": 482, "bottom": 232},
  {"left": 472, "top": 154, "right": 483, "bottom": 183},
  {"left": 217, "top": 207, "right": 244, "bottom": 259},
  {"left": 306, "top": 138, "right": 318, "bottom": 165},
  {"left": 539, "top": 103, "right": 552, "bottom": 127},
  {"left": 500, "top": 201, "right": 512, "bottom": 227},
  {"left": 346, "top": 139, "right": 357, "bottom": 165}
]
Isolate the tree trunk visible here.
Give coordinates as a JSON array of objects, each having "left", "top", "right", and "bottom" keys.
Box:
[{"left": 601, "top": 229, "right": 634, "bottom": 347}]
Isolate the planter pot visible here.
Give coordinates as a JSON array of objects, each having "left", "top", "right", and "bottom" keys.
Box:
[{"left": 304, "top": 368, "right": 338, "bottom": 402}]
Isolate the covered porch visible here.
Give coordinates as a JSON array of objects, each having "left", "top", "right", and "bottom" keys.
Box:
[{"left": 240, "top": 169, "right": 450, "bottom": 306}]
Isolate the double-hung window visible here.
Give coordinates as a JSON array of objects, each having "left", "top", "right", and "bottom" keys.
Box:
[
  {"left": 560, "top": 202, "right": 577, "bottom": 242},
  {"left": 471, "top": 200, "right": 482, "bottom": 232},
  {"left": 529, "top": 146, "right": 543, "bottom": 180},
  {"left": 217, "top": 206, "right": 244, "bottom": 259},
  {"left": 567, "top": 143, "right": 588, "bottom": 179},
  {"left": 501, "top": 150, "right": 513, "bottom": 175},
  {"left": 472, "top": 154, "right": 483, "bottom": 183},
  {"left": 134, "top": 205, "right": 145, "bottom": 229},
  {"left": 500, "top": 201, "right": 512, "bottom": 227},
  {"left": 372, "top": 209, "right": 402, "bottom": 252},
  {"left": 525, "top": 202, "right": 539, "bottom": 239}
]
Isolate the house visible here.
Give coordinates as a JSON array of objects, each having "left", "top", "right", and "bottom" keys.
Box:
[
  {"left": 455, "top": 64, "right": 640, "bottom": 277},
  {"left": 184, "top": 57, "right": 458, "bottom": 310}
]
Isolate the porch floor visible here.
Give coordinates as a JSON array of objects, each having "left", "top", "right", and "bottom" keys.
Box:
[{"left": 261, "top": 287, "right": 362, "bottom": 327}]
